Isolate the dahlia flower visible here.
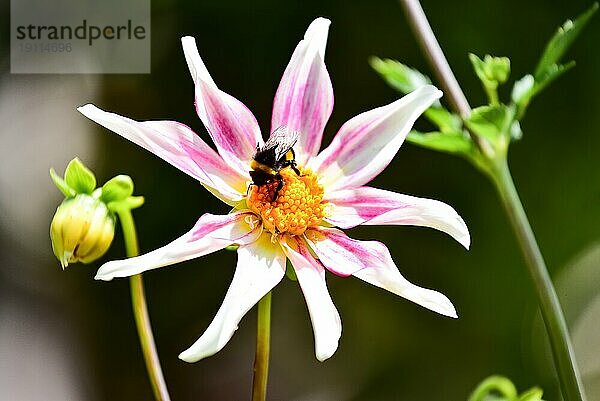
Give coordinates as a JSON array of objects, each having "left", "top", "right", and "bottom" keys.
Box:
[{"left": 78, "top": 17, "right": 469, "bottom": 363}]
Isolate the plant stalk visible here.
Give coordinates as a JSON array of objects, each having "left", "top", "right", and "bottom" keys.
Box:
[
  {"left": 118, "top": 209, "right": 171, "bottom": 401},
  {"left": 399, "top": 1, "right": 587, "bottom": 399},
  {"left": 490, "top": 161, "right": 586, "bottom": 401},
  {"left": 252, "top": 291, "right": 272, "bottom": 401}
]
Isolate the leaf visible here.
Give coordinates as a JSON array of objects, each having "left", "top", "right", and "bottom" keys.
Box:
[
  {"left": 512, "top": 62, "right": 575, "bottom": 113},
  {"left": 424, "top": 107, "right": 462, "bottom": 133},
  {"left": 535, "top": 61, "right": 576, "bottom": 94},
  {"left": 534, "top": 3, "right": 598, "bottom": 79},
  {"left": 469, "top": 53, "right": 510, "bottom": 87},
  {"left": 50, "top": 168, "right": 76, "bottom": 197},
  {"left": 100, "top": 175, "right": 134, "bottom": 203},
  {"left": 407, "top": 130, "right": 472, "bottom": 155},
  {"left": 107, "top": 196, "right": 144, "bottom": 213},
  {"left": 464, "top": 105, "right": 512, "bottom": 142},
  {"left": 64, "top": 157, "right": 96, "bottom": 194},
  {"left": 517, "top": 387, "right": 544, "bottom": 401},
  {"left": 369, "top": 56, "right": 432, "bottom": 94}
]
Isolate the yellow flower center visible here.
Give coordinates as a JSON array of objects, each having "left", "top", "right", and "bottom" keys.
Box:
[{"left": 247, "top": 168, "right": 326, "bottom": 236}]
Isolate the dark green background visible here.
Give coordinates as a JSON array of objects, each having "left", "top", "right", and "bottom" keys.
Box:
[{"left": 1, "top": 1, "right": 599, "bottom": 400}]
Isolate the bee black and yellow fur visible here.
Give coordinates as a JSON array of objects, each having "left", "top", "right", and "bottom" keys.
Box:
[{"left": 249, "top": 126, "right": 301, "bottom": 200}]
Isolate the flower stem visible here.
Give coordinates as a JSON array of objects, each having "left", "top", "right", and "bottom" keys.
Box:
[
  {"left": 252, "top": 291, "right": 272, "bottom": 401},
  {"left": 118, "top": 208, "right": 171, "bottom": 401},
  {"left": 399, "top": 1, "right": 587, "bottom": 399},
  {"left": 490, "top": 160, "right": 586, "bottom": 401}
]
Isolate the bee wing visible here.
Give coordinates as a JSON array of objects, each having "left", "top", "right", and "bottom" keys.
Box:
[{"left": 264, "top": 126, "right": 300, "bottom": 160}]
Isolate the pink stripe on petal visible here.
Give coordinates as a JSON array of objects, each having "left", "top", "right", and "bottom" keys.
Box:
[
  {"left": 182, "top": 37, "right": 263, "bottom": 175},
  {"left": 325, "top": 186, "right": 470, "bottom": 249},
  {"left": 77, "top": 104, "right": 246, "bottom": 205},
  {"left": 272, "top": 18, "right": 333, "bottom": 165},
  {"left": 281, "top": 235, "right": 341, "bottom": 361},
  {"left": 310, "top": 85, "right": 442, "bottom": 191},
  {"left": 94, "top": 211, "right": 261, "bottom": 281},
  {"left": 307, "top": 227, "right": 457, "bottom": 318},
  {"left": 179, "top": 232, "right": 286, "bottom": 362},
  {"left": 304, "top": 227, "right": 375, "bottom": 277}
]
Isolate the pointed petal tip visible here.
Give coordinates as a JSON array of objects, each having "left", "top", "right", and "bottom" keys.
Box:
[
  {"left": 94, "top": 269, "right": 114, "bottom": 281},
  {"left": 415, "top": 84, "right": 443, "bottom": 99},
  {"left": 178, "top": 349, "right": 200, "bottom": 363},
  {"left": 316, "top": 350, "right": 334, "bottom": 362},
  {"left": 309, "top": 17, "right": 331, "bottom": 28},
  {"left": 77, "top": 103, "right": 95, "bottom": 115},
  {"left": 433, "top": 296, "right": 458, "bottom": 319}
]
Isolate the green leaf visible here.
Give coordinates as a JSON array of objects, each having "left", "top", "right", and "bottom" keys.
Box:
[
  {"left": 107, "top": 196, "right": 145, "bottom": 213},
  {"left": 100, "top": 175, "right": 134, "bottom": 204},
  {"left": 535, "top": 61, "right": 576, "bottom": 94},
  {"left": 407, "top": 130, "right": 472, "bottom": 155},
  {"left": 369, "top": 57, "right": 431, "bottom": 94},
  {"left": 423, "top": 108, "right": 462, "bottom": 133},
  {"left": 534, "top": 3, "right": 598, "bottom": 79},
  {"left": 64, "top": 157, "right": 96, "bottom": 194},
  {"left": 464, "top": 105, "right": 512, "bottom": 142},
  {"left": 469, "top": 54, "right": 510, "bottom": 87},
  {"left": 468, "top": 376, "right": 518, "bottom": 401},
  {"left": 517, "top": 387, "right": 544, "bottom": 401},
  {"left": 512, "top": 62, "right": 575, "bottom": 115},
  {"left": 49, "top": 168, "right": 76, "bottom": 197}
]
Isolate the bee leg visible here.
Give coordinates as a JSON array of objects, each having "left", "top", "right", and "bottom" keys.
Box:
[
  {"left": 272, "top": 174, "right": 284, "bottom": 202},
  {"left": 291, "top": 163, "right": 301, "bottom": 176}
]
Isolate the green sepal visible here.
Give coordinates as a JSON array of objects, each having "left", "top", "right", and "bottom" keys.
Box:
[
  {"left": 50, "top": 168, "right": 76, "bottom": 197},
  {"left": 100, "top": 175, "right": 135, "bottom": 204},
  {"left": 468, "top": 376, "right": 518, "bottom": 401},
  {"left": 469, "top": 53, "right": 510, "bottom": 87},
  {"left": 285, "top": 259, "right": 297, "bottom": 281},
  {"left": 225, "top": 245, "right": 239, "bottom": 252},
  {"left": 407, "top": 130, "right": 472, "bottom": 155},
  {"left": 534, "top": 3, "right": 598, "bottom": 79},
  {"left": 369, "top": 56, "right": 431, "bottom": 94},
  {"left": 423, "top": 107, "right": 462, "bottom": 133},
  {"left": 464, "top": 105, "right": 512, "bottom": 142},
  {"left": 64, "top": 157, "right": 96, "bottom": 194},
  {"left": 517, "top": 387, "right": 544, "bottom": 401},
  {"left": 107, "top": 195, "right": 145, "bottom": 214}
]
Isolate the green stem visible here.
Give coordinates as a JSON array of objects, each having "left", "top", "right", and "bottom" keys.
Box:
[
  {"left": 118, "top": 209, "right": 171, "bottom": 401},
  {"left": 490, "top": 160, "right": 586, "bottom": 401},
  {"left": 398, "top": 1, "right": 587, "bottom": 399},
  {"left": 252, "top": 292, "right": 272, "bottom": 401}
]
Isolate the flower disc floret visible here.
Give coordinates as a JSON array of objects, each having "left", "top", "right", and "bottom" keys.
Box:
[{"left": 247, "top": 168, "right": 326, "bottom": 236}]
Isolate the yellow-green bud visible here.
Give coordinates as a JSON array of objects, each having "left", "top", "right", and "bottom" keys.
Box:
[{"left": 50, "top": 194, "right": 115, "bottom": 269}]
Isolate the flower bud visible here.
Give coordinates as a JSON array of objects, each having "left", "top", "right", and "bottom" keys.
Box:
[{"left": 50, "top": 194, "right": 115, "bottom": 268}]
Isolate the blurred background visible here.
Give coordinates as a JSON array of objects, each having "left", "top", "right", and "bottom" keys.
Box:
[{"left": 1, "top": 0, "right": 599, "bottom": 400}]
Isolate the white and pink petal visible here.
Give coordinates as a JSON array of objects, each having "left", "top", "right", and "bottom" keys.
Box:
[
  {"left": 306, "top": 227, "right": 457, "bottom": 318},
  {"left": 182, "top": 36, "right": 263, "bottom": 175},
  {"left": 310, "top": 85, "right": 442, "bottom": 191},
  {"left": 281, "top": 235, "right": 341, "bottom": 361},
  {"left": 77, "top": 105, "right": 247, "bottom": 205},
  {"left": 179, "top": 232, "right": 286, "bottom": 362},
  {"left": 271, "top": 18, "right": 333, "bottom": 165},
  {"left": 94, "top": 211, "right": 262, "bottom": 281},
  {"left": 324, "top": 186, "right": 470, "bottom": 249}
]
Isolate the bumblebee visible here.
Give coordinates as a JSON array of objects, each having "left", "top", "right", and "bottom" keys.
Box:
[{"left": 249, "top": 126, "right": 301, "bottom": 200}]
